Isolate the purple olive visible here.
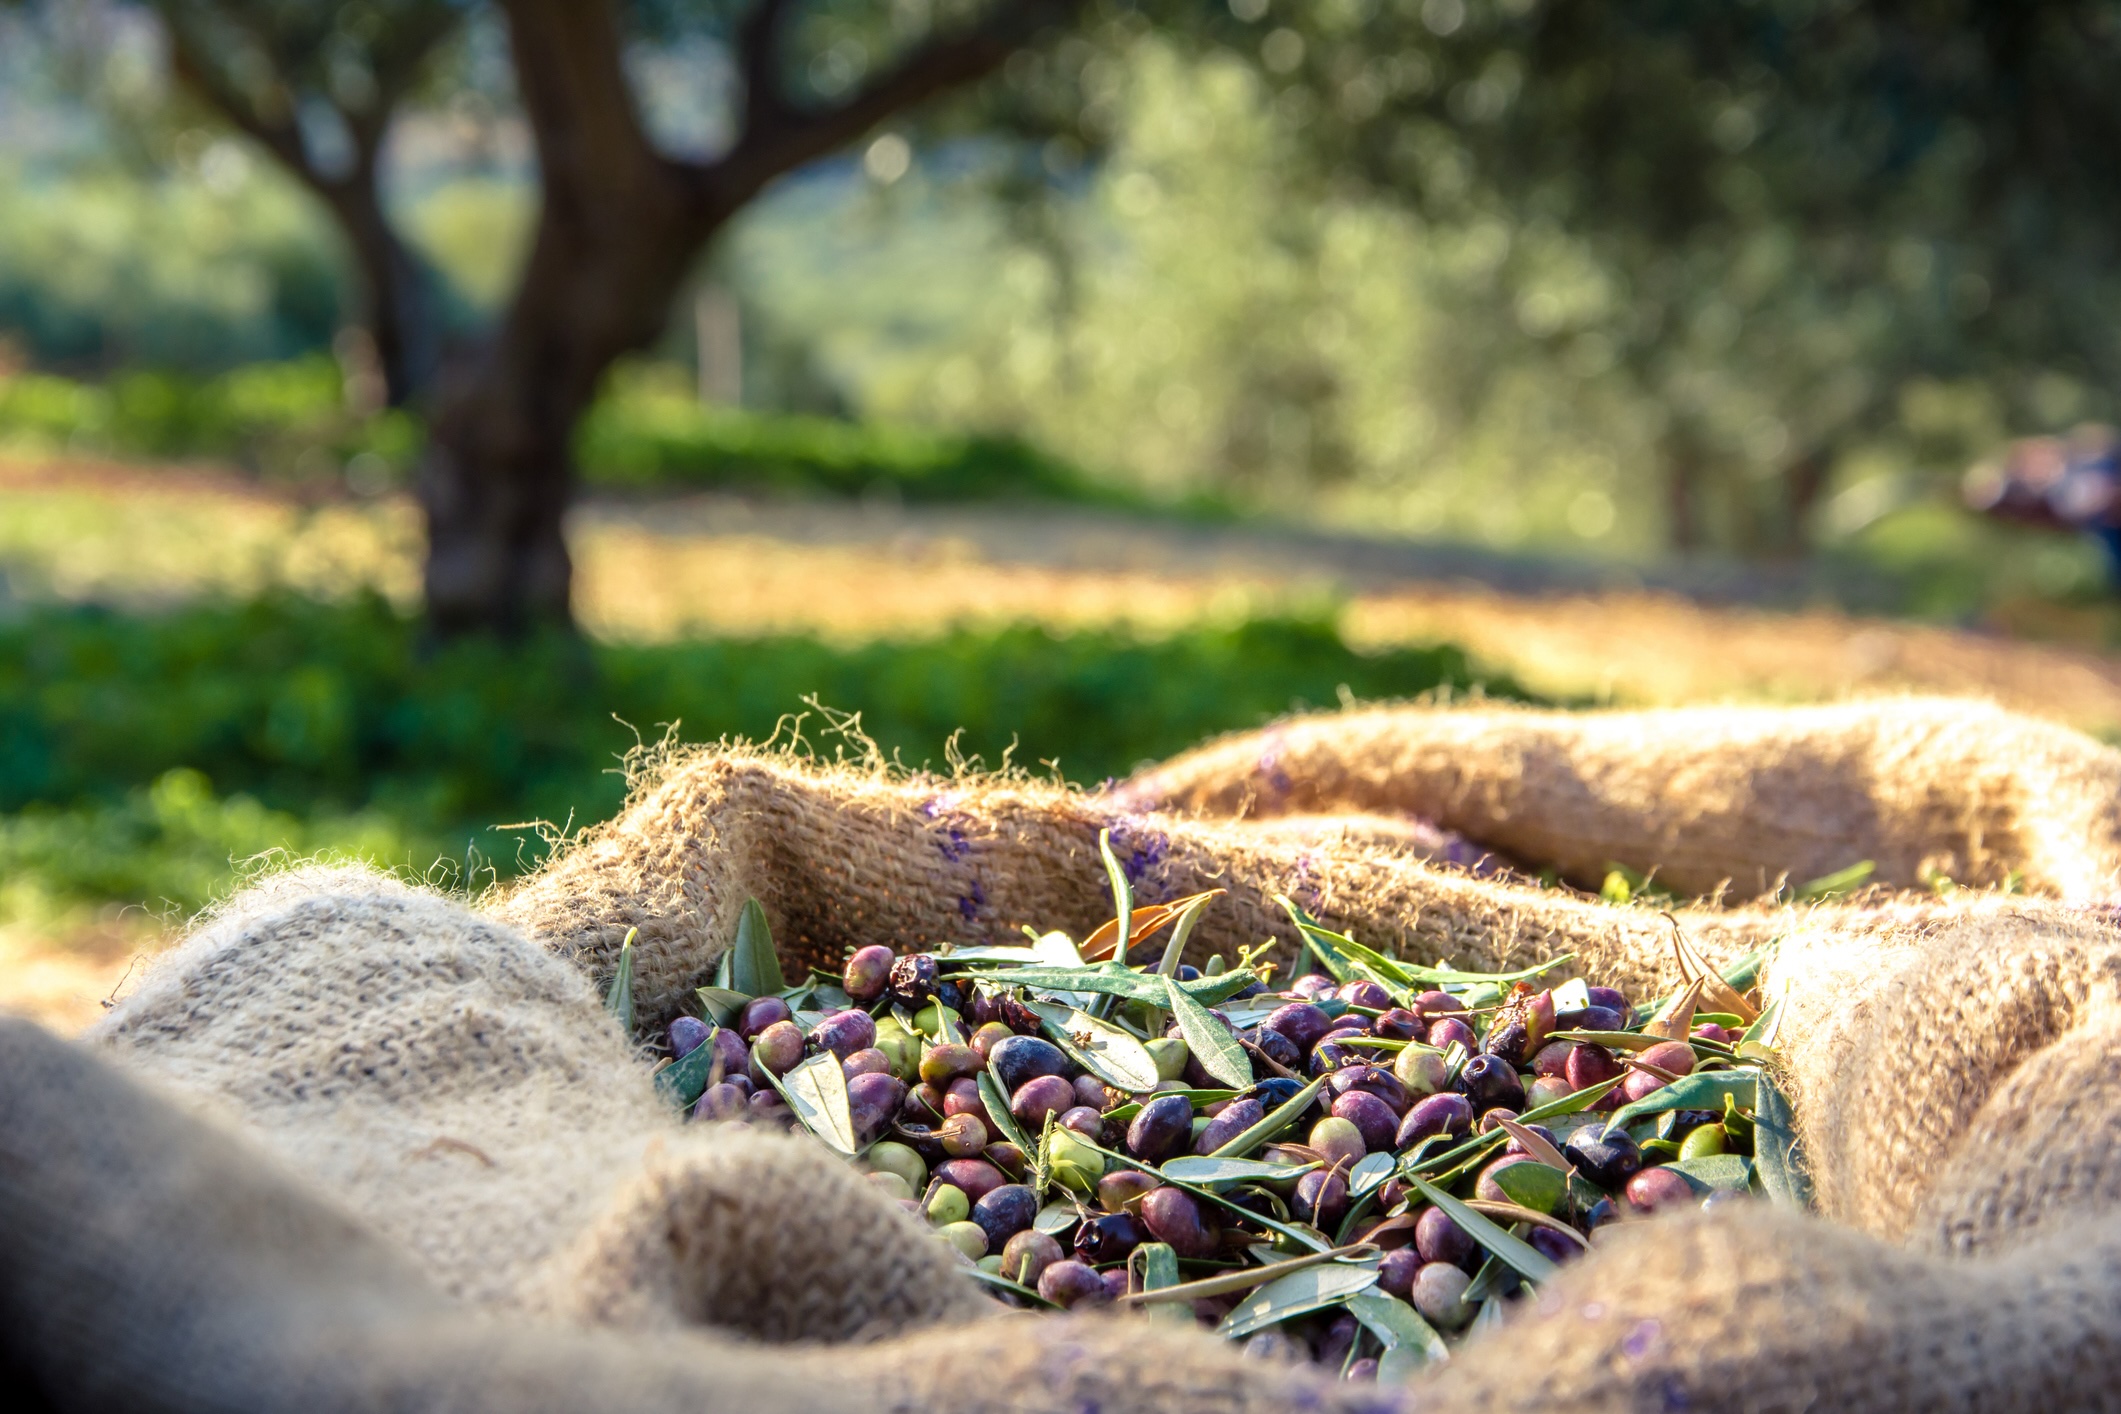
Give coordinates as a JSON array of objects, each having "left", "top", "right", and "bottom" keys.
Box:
[
  {"left": 888, "top": 953, "right": 940, "bottom": 1007},
  {"left": 668, "top": 1016, "right": 710, "bottom": 1058},
  {"left": 901, "top": 1082, "right": 947, "bottom": 1123},
  {"left": 942, "top": 1078, "right": 995, "bottom": 1127},
  {"left": 1139, "top": 1186, "right": 1219, "bottom": 1258},
  {"left": 1291, "top": 975, "right": 1337, "bottom": 1000},
  {"left": 842, "top": 1047, "right": 894, "bottom": 1079},
  {"left": 1059, "top": 1106, "right": 1105, "bottom": 1140},
  {"left": 1455, "top": 1054, "right": 1525, "bottom": 1111},
  {"left": 984, "top": 1142, "right": 1028, "bottom": 1177},
  {"left": 1194, "top": 1098, "right": 1265, "bottom": 1154},
  {"left": 1527, "top": 1224, "right": 1582, "bottom": 1264},
  {"left": 1336, "top": 980, "right": 1393, "bottom": 1011},
  {"left": 1010, "top": 1075, "right": 1075, "bottom": 1128},
  {"left": 969, "top": 1021, "right": 1016, "bottom": 1060},
  {"left": 1098, "top": 1169, "right": 1162, "bottom": 1212},
  {"left": 1578, "top": 1005, "right": 1627, "bottom": 1032},
  {"left": 1566, "top": 1042, "right": 1625, "bottom": 1092},
  {"left": 1074, "top": 1074, "right": 1113, "bottom": 1111},
  {"left": 1530, "top": 1040, "right": 1576, "bottom": 1078},
  {"left": 1000, "top": 1229, "right": 1064, "bottom": 1286},
  {"left": 1037, "top": 1259, "right": 1111, "bottom": 1309},
  {"left": 1587, "top": 985, "right": 1629, "bottom": 1014},
  {"left": 919, "top": 1043, "right": 985, "bottom": 1087},
  {"left": 1415, "top": 1205, "right": 1478, "bottom": 1268},
  {"left": 692, "top": 1080, "right": 749, "bottom": 1121},
  {"left": 746, "top": 1089, "right": 789, "bottom": 1122},
  {"left": 972, "top": 1183, "right": 1040, "bottom": 1250},
  {"left": 1247, "top": 1026, "right": 1304, "bottom": 1071},
  {"left": 1377, "top": 1246, "right": 1422, "bottom": 1297},
  {"left": 1127, "top": 1093, "right": 1195, "bottom": 1162},
  {"left": 1413, "top": 990, "right": 1465, "bottom": 1016},
  {"left": 1309, "top": 1041, "right": 1361, "bottom": 1076},
  {"left": 1372, "top": 1008, "right": 1425, "bottom": 1041},
  {"left": 1397, "top": 1092, "right": 1474, "bottom": 1148},
  {"left": 1099, "top": 1268, "right": 1131, "bottom": 1302},
  {"left": 1294, "top": 1169, "right": 1348, "bottom": 1229},
  {"left": 1261, "top": 1003, "right": 1333, "bottom": 1054},
  {"left": 1073, "top": 1212, "right": 1142, "bottom": 1264},
  {"left": 1331, "top": 1064, "right": 1411, "bottom": 1115},
  {"left": 708, "top": 1026, "right": 749, "bottom": 1079},
  {"left": 935, "top": 1158, "right": 1007, "bottom": 1204},
  {"left": 1563, "top": 1125, "right": 1643, "bottom": 1188},
  {"left": 749, "top": 1020, "right": 805, "bottom": 1077},
  {"left": 809, "top": 1009, "right": 877, "bottom": 1060},
  {"left": 937, "top": 1112, "right": 989, "bottom": 1158},
  {"left": 1427, "top": 1018, "right": 1478, "bottom": 1053},
  {"left": 845, "top": 1072, "right": 905, "bottom": 1143},
  {"left": 738, "top": 995, "right": 793, "bottom": 1040},
  {"left": 988, "top": 1035, "right": 1071, "bottom": 1092},
  {"left": 1625, "top": 1166, "right": 1696, "bottom": 1215},
  {"left": 1477, "top": 1107, "right": 1521, "bottom": 1134},
  {"left": 1315, "top": 1310, "right": 1360, "bottom": 1370},
  {"left": 843, "top": 945, "right": 896, "bottom": 1004},
  {"left": 1331, "top": 1091, "right": 1400, "bottom": 1154}
]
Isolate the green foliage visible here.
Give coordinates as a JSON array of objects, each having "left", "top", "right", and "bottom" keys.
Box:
[{"left": 0, "top": 594, "right": 1528, "bottom": 911}]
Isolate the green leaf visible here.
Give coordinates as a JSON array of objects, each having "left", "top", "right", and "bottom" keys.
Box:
[
  {"left": 1407, "top": 1075, "right": 1623, "bottom": 1178},
  {"left": 1135, "top": 1242, "right": 1182, "bottom": 1291},
  {"left": 728, "top": 899, "right": 784, "bottom": 999},
  {"left": 1208, "top": 1074, "right": 1330, "bottom": 1158},
  {"left": 1156, "top": 892, "right": 1215, "bottom": 977},
  {"left": 604, "top": 928, "right": 638, "bottom": 1032},
  {"left": 654, "top": 1033, "right": 718, "bottom": 1108},
  {"left": 1751, "top": 1066, "right": 1813, "bottom": 1210},
  {"left": 1405, "top": 1175, "right": 1558, "bottom": 1283},
  {"left": 1217, "top": 1262, "right": 1380, "bottom": 1339},
  {"left": 1034, "top": 1200, "right": 1081, "bottom": 1236},
  {"left": 1027, "top": 1000, "right": 1162, "bottom": 1091},
  {"left": 1161, "top": 1156, "right": 1317, "bottom": 1186},
  {"left": 1602, "top": 1070, "right": 1759, "bottom": 1136},
  {"left": 1343, "top": 1290, "right": 1449, "bottom": 1378},
  {"left": 1664, "top": 1154, "right": 1753, "bottom": 1193},
  {"left": 1099, "top": 828, "right": 1134, "bottom": 967},
  {"left": 1164, "top": 975, "right": 1253, "bottom": 1088},
  {"left": 966, "top": 964, "right": 1258, "bottom": 1007},
  {"left": 1795, "top": 859, "right": 1874, "bottom": 900},
  {"left": 1740, "top": 996, "right": 1786, "bottom": 1050},
  {"left": 966, "top": 1266, "right": 1061, "bottom": 1308},
  {"left": 1276, "top": 897, "right": 1355, "bottom": 983},
  {"left": 979, "top": 1068, "right": 1033, "bottom": 1152},
  {"left": 935, "top": 946, "right": 1043, "bottom": 964},
  {"left": 1491, "top": 1161, "right": 1567, "bottom": 1214},
  {"left": 1348, "top": 1150, "right": 1398, "bottom": 1198},
  {"left": 765, "top": 1051, "right": 857, "bottom": 1155}
]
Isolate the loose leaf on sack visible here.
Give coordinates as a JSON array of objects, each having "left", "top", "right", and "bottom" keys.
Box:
[
  {"left": 1794, "top": 859, "right": 1875, "bottom": 901},
  {"left": 1349, "top": 1150, "right": 1399, "bottom": 1198},
  {"left": 1162, "top": 1156, "right": 1318, "bottom": 1186},
  {"left": 1217, "top": 1263, "right": 1381, "bottom": 1340},
  {"left": 1641, "top": 976, "right": 1705, "bottom": 1042},
  {"left": 1751, "top": 1066, "right": 1815, "bottom": 1210},
  {"left": 728, "top": 899, "right": 786, "bottom": 999},
  {"left": 1663, "top": 916, "right": 1760, "bottom": 1024},
  {"left": 766, "top": 1051, "right": 860, "bottom": 1155},
  {"left": 604, "top": 928, "right": 638, "bottom": 1033},
  {"left": 1664, "top": 1154, "right": 1754, "bottom": 1193},
  {"left": 1098, "top": 828, "right": 1134, "bottom": 966},
  {"left": 1603, "top": 1070, "right": 1760, "bottom": 1135},
  {"left": 1405, "top": 1176, "right": 1559, "bottom": 1283},
  {"left": 1165, "top": 975, "right": 1254, "bottom": 1088},
  {"left": 1026, "top": 1000, "right": 1162, "bottom": 1091},
  {"left": 1344, "top": 1290, "right": 1450, "bottom": 1378},
  {"left": 1209, "top": 1075, "right": 1331, "bottom": 1159},
  {"left": 979, "top": 1069, "right": 1032, "bottom": 1151}
]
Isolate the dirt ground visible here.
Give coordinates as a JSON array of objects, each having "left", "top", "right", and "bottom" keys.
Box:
[{"left": 6, "top": 458, "right": 2119, "bottom": 1029}]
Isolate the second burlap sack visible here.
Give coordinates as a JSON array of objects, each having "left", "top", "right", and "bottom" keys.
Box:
[{"left": 35, "top": 696, "right": 2121, "bottom": 1414}]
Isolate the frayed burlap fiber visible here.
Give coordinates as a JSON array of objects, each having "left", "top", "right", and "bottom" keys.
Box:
[{"left": 5, "top": 696, "right": 2121, "bottom": 1413}]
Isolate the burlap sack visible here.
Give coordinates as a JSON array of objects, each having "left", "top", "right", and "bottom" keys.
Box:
[
  {"left": 8, "top": 699, "right": 2121, "bottom": 1412},
  {"left": 1112, "top": 697, "right": 2121, "bottom": 901}
]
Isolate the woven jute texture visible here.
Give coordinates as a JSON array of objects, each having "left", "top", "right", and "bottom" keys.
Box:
[
  {"left": 5, "top": 699, "right": 2119, "bottom": 1412},
  {"left": 1113, "top": 696, "right": 2121, "bottom": 901}
]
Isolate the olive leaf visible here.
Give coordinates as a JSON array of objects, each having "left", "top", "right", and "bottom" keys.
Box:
[
  {"left": 1155, "top": 891, "right": 1220, "bottom": 976},
  {"left": 1751, "top": 1065, "right": 1814, "bottom": 1210},
  {"left": 1216, "top": 1263, "right": 1381, "bottom": 1340},
  {"left": 1406, "top": 1075, "right": 1621, "bottom": 1180},
  {"left": 1489, "top": 1162, "right": 1567, "bottom": 1214},
  {"left": 1161, "top": 1156, "right": 1318, "bottom": 1186},
  {"left": 1348, "top": 1150, "right": 1399, "bottom": 1199},
  {"left": 1026, "top": 1000, "right": 1161, "bottom": 1091},
  {"left": 1033, "top": 1200, "right": 1082, "bottom": 1236},
  {"left": 1164, "top": 975, "right": 1253, "bottom": 1089},
  {"left": 1098, "top": 828, "right": 1134, "bottom": 967},
  {"left": 1602, "top": 1069, "right": 1759, "bottom": 1136},
  {"left": 728, "top": 899, "right": 784, "bottom": 999},
  {"left": 979, "top": 1068, "right": 1032, "bottom": 1151},
  {"left": 765, "top": 1051, "right": 858, "bottom": 1156},
  {"left": 965, "top": 1267, "right": 1060, "bottom": 1308},
  {"left": 1640, "top": 976, "right": 1705, "bottom": 1042},
  {"left": 1663, "top": 916, "right": 1760, "bottom": 1023},
  {"left": 604, "top": 928, "right": 638, "bottom": 1033},
  {"left": 1343, "top": 1289, "right": 1450, "bottom": 1377},
  {"left": 1492, "top": 1115, "right": 1571, "bottom": 1172},
  {"left": 695, "top": 986, "right": 751, "bottom": 1026},
  {"left": 1208, "top": 1074, "right": 1329, "bottom": 1159},
  {"left": 1794, "top": 859, "right": 1874, "bottom": 901},
  {"left": 654, "top": 1031, "right": 719, "bottom": 1108},
  {"left": 956, "top": 964, "right": 1259, "bottom": 1008},
  {"left": 1405, "top": 1175, "right": 1559, "bottom": 1283},
  {"left": 1663, "top": 1153, "right": 1753, "bottom": 1193}
]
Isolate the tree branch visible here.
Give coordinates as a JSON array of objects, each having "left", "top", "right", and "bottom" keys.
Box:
[
  {"left": 703, "top": 0, "right": 1083, "bottom": 210},
  {"left": 737, "top": 0, "right": 798, "bottom": 133}
]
